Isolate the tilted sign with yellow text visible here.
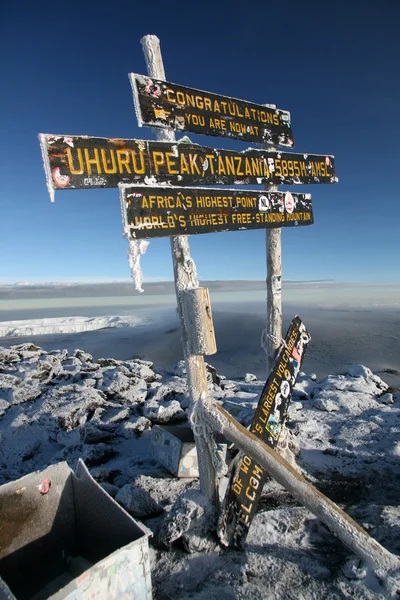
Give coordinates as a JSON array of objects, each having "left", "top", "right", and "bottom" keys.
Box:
[
  {"left": 130, "top": 74, "right": 294, "bottom": 148},
  {"left": 219, "top": 316, "right": 311, "bottom": 549},
  {"left": 39, "top": 135, "right": 337, "bottom": 196},
  {"left": 120, "top": 186, "right": 313, "bottom": 239}
]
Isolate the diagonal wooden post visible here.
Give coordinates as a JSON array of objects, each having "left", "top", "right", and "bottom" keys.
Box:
[
  {"left": 140, "top": 35, "right": 218, "bottom": 505},
  {"left": 201, "top": 397, "right": 400, "bottom": 590}
]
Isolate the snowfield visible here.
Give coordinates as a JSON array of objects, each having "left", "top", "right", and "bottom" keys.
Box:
[
  {"left": 0, "top": 315, "right": 146, "bottom": 337},
  {"left": 0, "top": 343, "right": 399, "bottom": 599}
]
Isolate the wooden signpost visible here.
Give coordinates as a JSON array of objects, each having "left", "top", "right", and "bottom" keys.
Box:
[
  {"left": 38, "top": 38, "right": 400, "bottom": 586},
  {"left": 39, "top": 33, "right": 338, "bottom": 531},
  {"left": 130, "top": 74, "right": 294, "bottom": 147},
  {"left": 40, "top": 134, "right": 337, "bottom": 194},
  {"left": 120, "top": 187, "right": 313, "bottom": 238}
]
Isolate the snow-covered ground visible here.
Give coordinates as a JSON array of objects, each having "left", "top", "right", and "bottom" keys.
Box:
[
  {"left": 0, "top": 315, "right": 147, "bottom": 337},
  {"left": 0, "top": 343, "right": 399, "bottom": 599}
]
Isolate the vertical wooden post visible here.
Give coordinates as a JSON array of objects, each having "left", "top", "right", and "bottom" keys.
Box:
[
  {"left": 261, "top": 112, "right": 282, "bottom": 373},
  {"left": 140, "top": 35, "right": 217, "bottom": 505}
]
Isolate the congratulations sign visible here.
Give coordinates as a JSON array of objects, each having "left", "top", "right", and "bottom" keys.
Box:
[{"left": 130, "top": 74, "right": 294, "bottom": 147}]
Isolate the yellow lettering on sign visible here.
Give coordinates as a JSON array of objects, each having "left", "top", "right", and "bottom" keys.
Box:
[
  {"left": 131, "top": 151, "right": 145, "bottom": 174},
  {"left": 66, "top": 147, "right": 84, "bottom": 175},
  {"left": 84, "top": 148, "right": 102, "bottom": 175},
  {"left": 100, "top": 149, "right": 117, "bottom": 174},
  {"left": 152, "top": 151, "right": 165, "bottom": 174},
  {"left": 217, "top": 155, "right": 226, "bottom": 175},
  {"left": 165, "top": 152, "right": 178, "bottom": 174},
  {"left": 116, "top": 150, "right": 131, "bottom": 174},
  {"left": 180, "top": 154, "right": 190, "bottom": 174}
]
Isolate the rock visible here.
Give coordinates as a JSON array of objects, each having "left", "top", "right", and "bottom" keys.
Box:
[
  {"left": 0, "top": 373, "right": 21, "bottom": 389},
  {"left": 118, "top": 417, "right": 152, "bottom": 438},
  {"left": 244, "top": 373, "right": 258, "bottom": 382},
  {"left": 56, "top": 428, "right": 81, "bottom": 447},
  {"left": 159, "top": 489, "right": 217, "bottom": 553},
  {"left": 116, "top": 484, "right": 163, "bottom": 518},
  {"left": 82, "top": 443, "right": 118, "bottom": 467},
  {"left": 80, "top": 423, "right": 115, "bottom": 444},
  {"left": 379, "top": 392, "right": 394, "bottom": 405},
  {"left": 0, "top": 348, "right": 20, "bottom": 364},
  {"left": 99, "top": 482, "right": 119, "bottom": 498},
  {"left": 173, "top": 360, "right": 186, "bottom": 378},
  {"left": 97, "top": 368, "right": 131, "bottom": 394},
  {"left": 29, "top": 355, "right": 63, "bottom": 382},
  {"left": 124, "top": 360, "right": 160, "bottom": 382},
  {"left": 347, "top": 365, "right": 373, "bottom": 379},
  {"left": 115, "top": 378, "right": 147, "bottom": 405},
  {"left": 98, "top": 407, "right": 130, "bottom": 425},
  {"left": 98, "top": 357, "right": 123, "bottom": 367},
  {"left": 61, "top": 356, "right": 82, "bottom": 376},
  {"left": 73, "top": 349, "right": 93, "bottom": 362},
  {"left": 9, "top": 380, "right": 43, "bottom": 404},
  {"left": 0, "top": 398, "right": 10, "bottom": 415},
  {"left": 311, "top": 397, "right": 339, "bottom": 412},
  {"left": 152, "top": 378, "right": 187, "bottom": 407},
  {"left": 143, "top": 399, "right": 186, "bottom": 424},
  {"left": 205, "top": 363, "right": 222, "bottom": 386}
]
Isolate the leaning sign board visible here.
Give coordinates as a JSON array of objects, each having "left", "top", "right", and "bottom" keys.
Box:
[
  {"left": 219, "top": 316, "right": 310, "bottom": 549},
  {"left": 39, "top": 135, "right": 337, "bottom": 198},
  {"left": 129, "top": 74, "right": 294, "bottom": 148},
  {"left": 120, "top": 186, "right": 313, "bottom": 239}
]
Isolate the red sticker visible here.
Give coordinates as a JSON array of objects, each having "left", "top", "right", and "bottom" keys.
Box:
[
  {"left": 52, "top": 167, "right": 70, "bottom": 187},
  {"left": 284, "top": 192, "right": 294, "bottom": 214},
  {"left": 39, "top": 478, "right": 51, "bottom": 494}
]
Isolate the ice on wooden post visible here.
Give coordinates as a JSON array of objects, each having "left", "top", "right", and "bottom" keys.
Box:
[
  {"left": 261, "top": 123, "right": 282, "bottom": 372},
  {"left": 140, "top": 34, "right": 218, "bottom": 505},
  {"left": 181, "top": 288, "right": 217, "bottom": 356}
]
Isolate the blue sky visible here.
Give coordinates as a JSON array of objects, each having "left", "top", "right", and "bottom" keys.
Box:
[{"left": 1, "top": 0, "right": 399, "bottom": 284}]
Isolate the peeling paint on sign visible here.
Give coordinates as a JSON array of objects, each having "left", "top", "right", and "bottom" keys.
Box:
[
  {"left": 130, "top": 74, "right": 294, "bottom": 147},
  {"left": 120, "top": 186, "right": 314, "bottom": 239},
  {"left": 39, "top": 134, "right": 337, "bottom": 197}
]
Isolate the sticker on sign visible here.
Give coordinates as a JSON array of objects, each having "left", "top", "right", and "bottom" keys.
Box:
[
  {"left": 129, "top": 74, "right": 295, "bottom": 148},
  {"left": 120, "top": 186, "right": 314, "bottom": 240}
]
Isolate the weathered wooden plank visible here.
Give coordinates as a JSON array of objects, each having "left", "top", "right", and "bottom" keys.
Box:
[
  {"left": 39, "top": 134, "right": 338, "bottom": 194},
  {"left": 120, "top": 186, "right": 314, "bottom": 239},
  {"left": 130, "top": 74, "right": 294, "bottom": 147}
]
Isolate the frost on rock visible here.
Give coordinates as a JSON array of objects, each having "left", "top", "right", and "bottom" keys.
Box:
[
  {"left": 127, "top": 238, "right": 150, "bottom": 293},
  {"left": 116, "top": 483, "right": 163, "bottom": 518},
  {"left": 159, "top": 489, "right": 218, "bottom": 553}
]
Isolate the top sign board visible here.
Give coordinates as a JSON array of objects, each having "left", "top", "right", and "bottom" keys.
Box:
[{"left": 130, "top": 74, "right": 294, "bottom": 148}]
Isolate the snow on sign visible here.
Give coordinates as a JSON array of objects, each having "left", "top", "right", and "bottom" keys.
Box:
[
  {"left": 39, "top": 134, "right": 337, "bottom": 195},
  {"left": 219, "top": 316, "right": 310, "bottom": 549},
  {"left": 129, "top": 74, "right": 294, "bottom": 148},
  {"left": 120, "top": 186, "right": 314, "bottom": 239}
]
